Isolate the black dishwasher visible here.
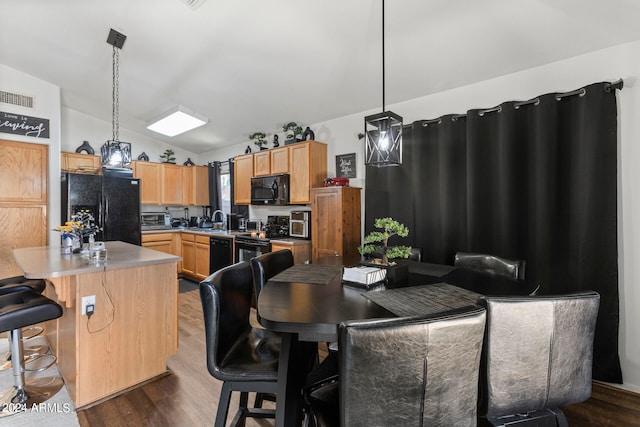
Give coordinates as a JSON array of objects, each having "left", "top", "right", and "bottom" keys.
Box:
[{"left": 210, "top": 237, "right": 233, "bottom": 274}]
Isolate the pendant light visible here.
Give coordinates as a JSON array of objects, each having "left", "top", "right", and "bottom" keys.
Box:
[
  {"left": 101, "top": 28, "right": 132, "bottom": 168},
  {"left": 364, "top": 0, "right": 403, "bottom": 167}
]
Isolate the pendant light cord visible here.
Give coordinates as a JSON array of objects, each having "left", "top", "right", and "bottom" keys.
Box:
[
  {"left": 382, "top": 0, "right": 386, "bottom": 113},
  {"left": 112, "top": 45, "right": 120, "bottom": 142}
]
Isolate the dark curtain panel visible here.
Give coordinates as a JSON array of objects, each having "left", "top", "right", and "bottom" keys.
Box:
[
  {"left": 365, "top": 115, "right": 467, "bottom": 263},
  {"left": 364, "top": 81, "right": 621, "bottom": 383},
  {"left": 208, "top": 161, "right": 222, "bottom": 210}
]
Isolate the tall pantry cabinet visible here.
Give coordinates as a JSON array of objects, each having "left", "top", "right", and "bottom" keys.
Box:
[
  {"left": 311, "top": 186, "right": 361, "bottom": 262},
  {"left": 0, "top": 140, "right": 48, "bottom": 278}
]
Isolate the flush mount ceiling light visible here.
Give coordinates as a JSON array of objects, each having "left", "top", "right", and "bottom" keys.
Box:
[
  {"left": 101, "top": 28, "right": 131, "bottom": 168},
  {"left": 364, "top": 0, "right": 403, "bottom": 167},
  {"left": 146, "top": 105, "right": 208, "bottom": 137}
]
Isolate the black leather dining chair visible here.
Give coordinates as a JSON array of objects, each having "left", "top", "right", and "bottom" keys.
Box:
[
  {"left": 304, "top": 306, "right": 487, "bottom": 427},
  {"left": 250, "top": 249, "right": 294, "bottom": 302},
  {"left": 454, "top": 252, "right": 526, "bottom": 281},
  {"left": 199, "top": 261, "right": 281, "bottom": 427},
  {"left": 477, "top": 292, "right": 600, "bottom": 426}
]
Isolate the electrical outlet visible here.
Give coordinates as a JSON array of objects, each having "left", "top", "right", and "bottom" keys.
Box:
[{"left": 82, "top": 295, "right": 96, "bottom": 315}]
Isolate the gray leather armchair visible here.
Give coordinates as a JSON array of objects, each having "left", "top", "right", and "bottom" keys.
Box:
[
  {"left": 454, "top": 252, "right": 526, "bottom": 281},
  {"left": 305, "top": 306, "right": 487, "bottom": 427},
  {"left": 199, "top": 261, "right": 280, "bottom": 427},
  {"left": 477, "top": 292, "right": 600, "bottom": 426}
]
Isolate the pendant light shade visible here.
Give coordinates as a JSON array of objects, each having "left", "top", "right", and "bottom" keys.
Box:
[
  {"left": 364, "top": 0, "right": 402, "bottom": 167},
  {"left": 365, "top": 111, "right": 402, "bottom": 167}
]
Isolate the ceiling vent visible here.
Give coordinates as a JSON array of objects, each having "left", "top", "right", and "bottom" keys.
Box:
[
  {"left": 0, "top": 90, "right": 34, "bottom": 108},
  {"left": 179, "top": 0, "right": 206, "bottom": 10}
]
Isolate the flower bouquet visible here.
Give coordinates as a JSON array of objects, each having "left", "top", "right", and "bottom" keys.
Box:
[{"left": 56, "top": 210, "right": 101, "bottom": 254}]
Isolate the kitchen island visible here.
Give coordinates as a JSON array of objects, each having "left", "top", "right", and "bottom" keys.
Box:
[{"left": 13, "top": 241, "right": 180, "bottom": 408}]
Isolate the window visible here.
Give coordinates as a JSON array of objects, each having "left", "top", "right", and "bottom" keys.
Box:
[{"left": 220, "top": 161, "right": 231, "bottom": 214}]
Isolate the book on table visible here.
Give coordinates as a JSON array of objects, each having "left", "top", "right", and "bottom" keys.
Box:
[{"left": 342, "top": 266, "right": 386, "bottom": 285}]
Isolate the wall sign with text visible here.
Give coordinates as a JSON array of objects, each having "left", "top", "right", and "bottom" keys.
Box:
[
  {"left": 336, "top": 153, "right": 356, "bottom": 178},
  {"left": 0, "top": 111, "right": 50, "bottom": 139}
]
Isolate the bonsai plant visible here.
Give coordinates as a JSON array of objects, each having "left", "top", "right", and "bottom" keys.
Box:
[
  {"left": 159, "top": 149, "right": 176, "bottom": 163},
  {"left": 249, "top": 132, "right": 268, "bottom": 150},
  {"left": 282, "top": 122, "right": 303, "bottom": 144},
  {"left": 358, "top": 217, "right": 412, "bottom": 266}
]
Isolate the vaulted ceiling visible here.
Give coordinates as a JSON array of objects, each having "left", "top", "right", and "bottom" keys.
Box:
[{"left": 2, "top": 0, "right": 640, "bottom": 153}]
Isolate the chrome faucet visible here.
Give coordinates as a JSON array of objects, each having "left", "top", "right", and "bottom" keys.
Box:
[{"left": 212, "top": 210, "right": 225, "bottom": 227}]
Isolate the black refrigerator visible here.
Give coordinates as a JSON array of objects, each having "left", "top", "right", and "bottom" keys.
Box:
[{"left": 61, "top": 171, "right": 141, "bottom": 245}]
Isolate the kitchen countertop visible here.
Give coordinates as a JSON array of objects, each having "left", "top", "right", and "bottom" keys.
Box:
[
  {"left": 13, "top": 240, "right": 181, "bottom": 279},
  {"left": 142, "top": 227, "right": 240, "bottom": 238}
]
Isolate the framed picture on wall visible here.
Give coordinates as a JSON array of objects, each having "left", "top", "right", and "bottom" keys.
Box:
[{"left": 336, "top": 153, "right": 356, "bottom": 178}]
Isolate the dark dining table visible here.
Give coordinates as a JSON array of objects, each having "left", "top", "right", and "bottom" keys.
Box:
[{"left": 257, "top": 257, "right": 538, "bottom": 427}]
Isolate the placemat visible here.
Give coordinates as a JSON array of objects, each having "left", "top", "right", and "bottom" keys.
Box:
[
  {"left": 363, "top": 283, "right": 482, "bottom": 317},
  {"left": 269, "top": 264, "right": 342, "bottom": 285}
]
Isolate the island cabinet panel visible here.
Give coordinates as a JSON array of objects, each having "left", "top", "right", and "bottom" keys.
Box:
[
  {"left": 46, "top": 260, "right": 178, "bottom": 408},
  {"left": 311, "top": 186, "right": 361, "bottom": 261},
  {"left": 234, "top": 154, "right": 253, "bottom": 205},
  {"left": 132, "top": 161, "right": 162, "bottom": 204}
]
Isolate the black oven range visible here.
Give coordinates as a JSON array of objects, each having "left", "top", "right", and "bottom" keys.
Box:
[{"left": 234, "top": 215, "right": 290, "bottom": 262}]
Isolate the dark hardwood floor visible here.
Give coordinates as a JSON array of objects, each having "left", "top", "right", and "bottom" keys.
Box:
[{"left": 77, "top": 285, "right": 640, "bottom": 426}]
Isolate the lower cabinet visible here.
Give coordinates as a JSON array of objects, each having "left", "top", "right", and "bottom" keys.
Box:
[
  {"left": 141, "top": 232, "right": 180, "bottom": 273},
  {"left": 180, "top": 233, "right": 210, "bottom": 281},
  {"left": 271, "top": 241, "right": 311, "bottom": 265}
]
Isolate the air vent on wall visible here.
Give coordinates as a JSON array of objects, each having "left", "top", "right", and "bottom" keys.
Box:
[
  {"left": 0, "top": 90, "right": 34, "bottom": 108},
  {"left": 179, "top": 0, "right": 206, "bottom": 10}
]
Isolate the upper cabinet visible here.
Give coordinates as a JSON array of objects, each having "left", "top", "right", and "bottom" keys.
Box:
[
  {"left": 289, "top": 141, "right": 327, "bottom": 204},
  {"left": 233, "top": 141, "right": 327, "bottom": 205},
  {"left": 132, "top": 161, "right": 209, "bottom": 206},
  {"left": 61, "top": 152, "right": 101, "bottom": 175},
  {"left": 234, "top": 154, "right": 253, "bottom": 205},
  {"left": 2, "top": 140, "right": 48, "bottom": 204}
]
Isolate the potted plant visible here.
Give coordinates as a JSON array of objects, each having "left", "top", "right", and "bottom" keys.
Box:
[
  {"left": 358, "top": 217, "right": 412, "bottom": 283},
  {"left": 159, "top": 149, "right": 176, "bottom": 163},
  {"left": 282, "top": 122, "right": 303, "bottom": 145},
  {"left": 249, "top": 132, "right": 268, "bottom": 150}
]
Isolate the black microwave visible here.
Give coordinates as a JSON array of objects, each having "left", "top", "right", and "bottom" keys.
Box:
[{"left": 251, "top": 174, "right": 290, "bottom": 205}]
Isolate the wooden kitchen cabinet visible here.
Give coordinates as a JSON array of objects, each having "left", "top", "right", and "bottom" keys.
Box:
[
  {"left": 192, "top": 165, "right": 209, "bottom": 206},
  {"left": 0, "top": 140, "right": 48, "bottom": 278},
  {"left": 162, "top": 163, "right": 184, "bottom": 205},
  {"left": 311, "top": 186, "right": 361, "bottom": 261},
  {"left": 141, "top": 232, "right": 180, "bottom": 273},
  {"left": 234, "top": 153, "right": 253, "bottom": 205},
  {"left": 181, "top": 234, "right": 196, "bottom": 277},
  {"left": 195, "top": 234, "right": 210, "bottom": 281},
  {"left": 289, "top": 141, "right": 327, "bottom": 204},
  {"left": 253, "top": 150, "right": 271, "bottom": 176},
  {"left": 180, "top": 232, "right": 210, "bottom": 281},
  {"left": 61, "top": 151, "right": 101, "bottom": 174},
  {"left": 132, "top": 161, "right": 162, "bottom": 204},
  {"left": 271, "top": 240, "right": 311, "bottom": 265},
  {"left": 254, "top": 146, "right": 289, "bottom": 177}
]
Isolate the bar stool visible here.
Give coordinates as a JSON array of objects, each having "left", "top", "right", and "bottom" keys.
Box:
[
  {"left": 0, "top": 290, "right": 63, "bottom": 415},
  {"left": 0, "top": 276, "right": 50, "bottom": 369}
]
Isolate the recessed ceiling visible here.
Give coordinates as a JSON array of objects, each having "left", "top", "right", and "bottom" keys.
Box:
[{"left": 2, "top": 0, "right": 640, "bottom": 154}]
